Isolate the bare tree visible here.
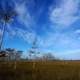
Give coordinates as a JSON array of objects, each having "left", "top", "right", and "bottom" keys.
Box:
[
  {"left": 6, "top": 48, "right": 23, "bottom": 60},
  {"left": 16, "top": 50, "right": 23, "bottom": 61},
  {"left": 29, "top": 37, "right": 39, "bottom": 60},
  {"left": 42, "top": 53, "right": 56, "bottom": 61},
  {"left": 6, "top": 48, "right": 16, "bottom": 61},
  {"left": 6, "top": 48, "right": 23, "bottom": 69},
  {"left": 28, "top": 36, "right": 40, "bottom": 80},
  {"left": 0, "top": 50, "right": 9, "bottom": 61}
]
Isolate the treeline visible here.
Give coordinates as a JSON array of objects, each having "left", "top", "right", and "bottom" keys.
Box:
[
  {"left": 0, "top": 48, "right": 22, "bottom": 61},
  {"left": 0, "top": 48, "right": 59, "bottom": 61}
]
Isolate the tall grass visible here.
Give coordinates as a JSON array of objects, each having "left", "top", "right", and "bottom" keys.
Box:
[{"left": 0, "top": 61, "right": 80, "bottom": 80}]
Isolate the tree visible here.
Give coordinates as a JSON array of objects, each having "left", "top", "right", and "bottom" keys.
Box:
[
  {"left": 42, "top": 53, "right": 56, "bottom": 61},
  {"left": 28, "top": 37, "right": 39, "bottom": 60},
  {"left": 5, "top": 48, "right": 23, "bottom": 61},
  {"left": 16, "top": 50, "right": 23, "bottom": 61},
  {"left": 5, "top": 48, "right": 23, "bottom": 69},
  {"left": 0, "top": 1, "right": 17, "bottom": 51},
  {"left": 6, "top": 48, "right": 16, "bottom": 61},
  {"left": 0, "top": 50, "right": 8, "bottom": 61}
]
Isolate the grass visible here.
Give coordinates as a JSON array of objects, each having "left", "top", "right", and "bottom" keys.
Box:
[{"left": 0, "top": 60, "right": 80, "bottom": 80}]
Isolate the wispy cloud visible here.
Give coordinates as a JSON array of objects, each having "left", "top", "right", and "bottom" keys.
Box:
[
  {"left": 0, "top": 0, "right": 80, "bottom": 59},
  {"left": 1, "top": 0, "right": 37, "bottom": 44},
  {"left": 14, "top": 0, "right": 35, "bottom": 29},
  {"left": 0, "top": 29, "right": 2, "bottom": 37},
  {"left": 37, "top": 31, "right": 80, "bottom": 54},
  {"left": 14, "top": 28, "right": 36, "bottom": 44},
  {"left": 75, "top": 29, "right": 80, "bottom": 34},
  {"left": 59, "top": 49, "right": 80, "bottom": 60},
  {"left": 49, "top": 0, "right": 80, "bottom": 27}
]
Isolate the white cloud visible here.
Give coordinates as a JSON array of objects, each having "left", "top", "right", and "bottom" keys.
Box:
[
  {"left": 49, "top": 0, "right": 80, "bottom": 27},
  {"left": 6, "top": 24, "right": 16, "bottom": 37},
  {"left": 37, "top": 31, "right": 80, "bottom": 53},
  {"left": 59, "top": 49, "right": 80, "bottom": 60},
  {"left": 14, "top": 0, "right": 35, "bottom": 29},
  {"left": 75, "top": 29, "right": 80, "bottom": 34},
  {"left": 15, "top": 28, "right": 36, "bottom": 44},
  {"left": 0, "top": 29, "right": 2, "bottom": 37},
  {"left": 6, "top": 23, "right": 36, "bottom": 44},
  {"left": 3, "top": 0, "right": 36, "bottom": 44},
  {"left": 37, "top": 33, "right": 80, "bottom": 59}
]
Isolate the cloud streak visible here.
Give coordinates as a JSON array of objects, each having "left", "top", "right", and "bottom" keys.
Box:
[
  {"left": 0, "top": 0, "right": 36, "bottom": 44},
  {"left": 15, "top": 2, "right": 35, "bottom": 29},
  {"left": 49, "top": 0, "right": 80, "bottom": 27}
]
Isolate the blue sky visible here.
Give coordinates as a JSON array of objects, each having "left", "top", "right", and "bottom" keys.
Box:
[{"left": 0, "top": 0, "right": 80, "bottom": 59}]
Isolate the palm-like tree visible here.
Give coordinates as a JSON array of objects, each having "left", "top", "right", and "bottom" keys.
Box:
[
  {"left": 29, "top": 37, "right": 38, "bottom": 60},
  {"left": 6, "top": 48, "right": 16, "bottom": 60},
  {"left": 0, "top": 0, "right": 33, "bottom": 51},
  {"left": 0, "top": 1, "right": 17, "bottom": 51}
]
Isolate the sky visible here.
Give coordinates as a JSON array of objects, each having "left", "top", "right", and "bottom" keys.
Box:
[{"left": 0, "top": 0, "right": 80, "bottom": 59}]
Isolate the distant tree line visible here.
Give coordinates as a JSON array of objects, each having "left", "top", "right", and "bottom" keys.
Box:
[
  {"left": 0, "top": 48, "right": 23, "bottom": 61},
  {"left": 0, "top": 48, "right": 59, "bottom": 61}
]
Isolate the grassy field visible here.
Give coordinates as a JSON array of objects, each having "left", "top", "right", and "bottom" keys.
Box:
[{"left": 0, "top": 61, "right": 80, "bottom": 80}]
